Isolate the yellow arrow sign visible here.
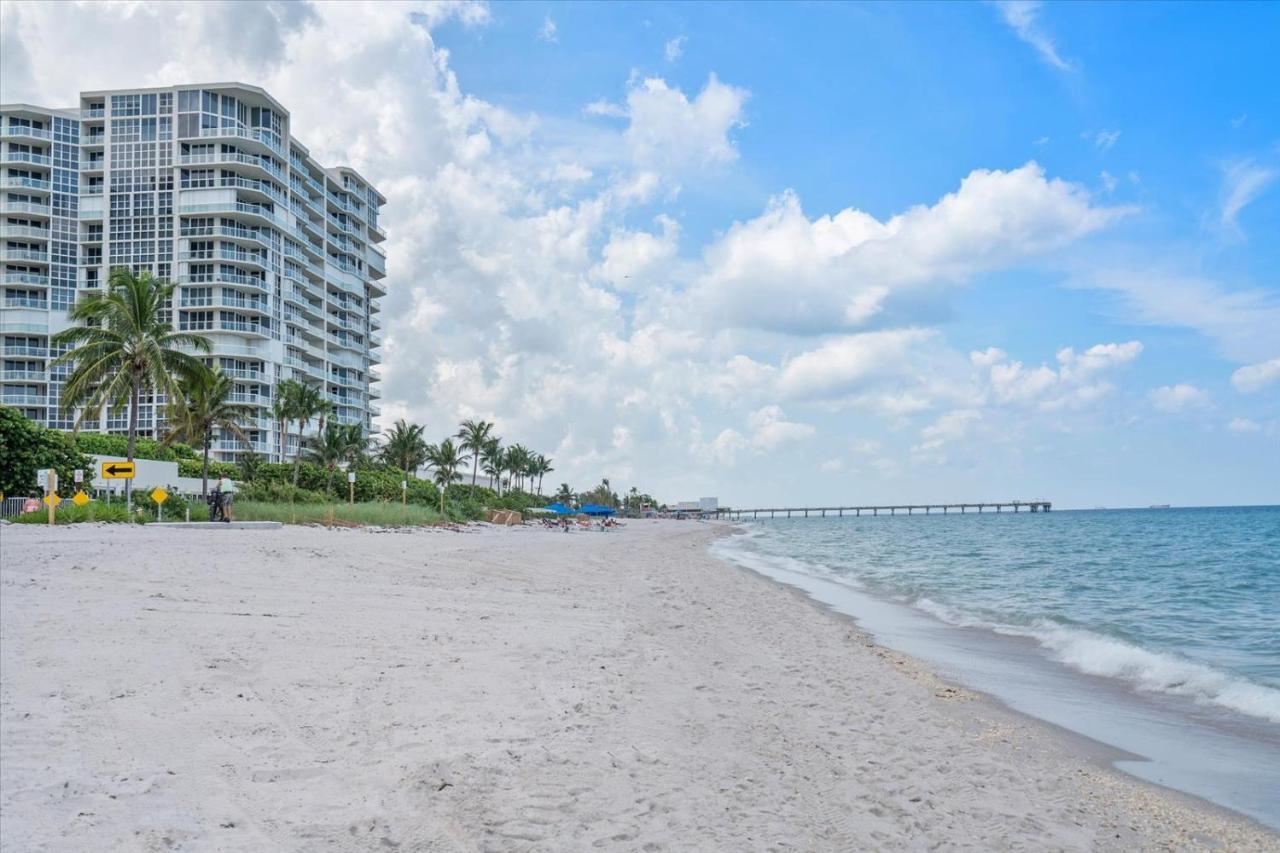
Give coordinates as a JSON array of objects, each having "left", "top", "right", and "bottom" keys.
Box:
[
  {"left": 150, "top": 487, "right": 169, "bottom": 504},
  {"left": 43, "top": 493, "right": 62, "bottom": 508},
  {"left": 73, "top": 490, "right": 90, "bottom": 507},
  {"left": 101, "top": 461, "right": 136, "bottom": 479}
]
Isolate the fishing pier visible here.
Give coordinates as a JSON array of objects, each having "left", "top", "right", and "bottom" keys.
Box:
[{"left": 714, "top": 500, "right": 1051, "bottom": 520}]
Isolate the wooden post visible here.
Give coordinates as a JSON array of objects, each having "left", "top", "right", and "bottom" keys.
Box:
[{"left": 47, "top": 469, "right": 55, "bottom": 526}]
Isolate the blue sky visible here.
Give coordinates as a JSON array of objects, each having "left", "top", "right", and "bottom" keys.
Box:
[{"left": 3, "top": 0, "right": 1277, "bottom": 507}]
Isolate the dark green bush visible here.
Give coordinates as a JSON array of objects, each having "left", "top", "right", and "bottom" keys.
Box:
[
  {"left": 178, "top": 459, "right": 238, "bottom": 479},
  {"left": 0, "top": 408, "right": 93, "bottom": 498},
  {"left": 73, "top": 432, "right": 197, "bottom": 461}
]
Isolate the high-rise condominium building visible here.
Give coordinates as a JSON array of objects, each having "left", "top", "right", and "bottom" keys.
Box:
[{"left": 1, "top": 83, "right": 385, "bottom": 462}]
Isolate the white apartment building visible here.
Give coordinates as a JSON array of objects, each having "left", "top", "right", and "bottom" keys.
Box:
[{"left": 1, "top": 83, "right": 385, "bottom": 462}]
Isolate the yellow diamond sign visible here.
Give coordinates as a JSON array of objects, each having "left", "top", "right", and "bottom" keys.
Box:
[
  {"left": 150, "top": 487, "right": 169, "bottom": 504},
  {"left": 72, "top": 490, "right": 90, "bottom": 507},
  {"left": 42, "top": 493, "right": 62, "bottom": 508}
]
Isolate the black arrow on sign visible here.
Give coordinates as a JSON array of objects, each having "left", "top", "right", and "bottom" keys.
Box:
[{"left": 105, "top": 464, "right": 132, "bottom": 475}]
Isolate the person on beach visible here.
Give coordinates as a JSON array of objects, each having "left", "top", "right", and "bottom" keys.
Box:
[{"left": 214, "top": 475, "right": 233, "bottom": 523}]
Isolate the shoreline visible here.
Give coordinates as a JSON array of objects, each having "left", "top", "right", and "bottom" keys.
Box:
[
  {"left": 704, "top": 521, "right": 1279, "bottom": 838},
  {"left": 3, "top": 520, "right": 1276, "bottom": 850}
]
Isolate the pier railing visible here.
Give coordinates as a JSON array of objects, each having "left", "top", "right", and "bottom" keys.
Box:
[{"left": 714, "top": 501, "right": 1051, "bottom": 519}]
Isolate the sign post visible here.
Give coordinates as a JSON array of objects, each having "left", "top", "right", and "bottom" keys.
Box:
[
  {"left": 401, "top": 479, "right": 407, "bottom": 505},
  {"left": 46, "top": 469, "right": 56, "bottom": 526},
  {"left": 348, "top": 471, "right": 356, "bottom": 505},
  {"left": 150, "top": 487, "right": 169, "bottom": 522},
  {"left": 101, "top": 461, "right": 137, "bottom": 511}
]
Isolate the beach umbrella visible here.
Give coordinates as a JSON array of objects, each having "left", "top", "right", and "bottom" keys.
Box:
[
  {"left": 543, "top": 502, "right": 576, "bottom": 515},
  {"left": 578, "top": 504, "right": 616, "bottom": 516}
]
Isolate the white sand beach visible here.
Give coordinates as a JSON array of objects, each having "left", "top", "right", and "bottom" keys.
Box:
[{"left": 1, "top": 520, "right": 1275, "bottom": 851}]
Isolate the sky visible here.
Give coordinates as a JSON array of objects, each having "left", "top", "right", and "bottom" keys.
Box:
[{"left": 2, "top": 0, "right": 1277, "bottom": 508}]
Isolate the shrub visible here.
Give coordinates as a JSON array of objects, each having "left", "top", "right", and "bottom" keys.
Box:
[
  {"left": 73, "top": 432, "right": 197, "bottom": 461},
  {"left": 0, "top": 408, "right": 93, "bottom": 498},
  {"left": 178, "top": 459, "right": 238, "bottom": 479},
  {"left": 13, "top": 501, "right": 142, "bottom": 524}
]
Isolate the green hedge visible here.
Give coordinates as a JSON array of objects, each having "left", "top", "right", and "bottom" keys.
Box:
[
  {"left": 178, "top": 458, "right": 239, "bottom": 480},
  {"left": 73, "top": 432, "right": 198, "bottom": 461},
  {"left": 0, "top": 408, "right": 93, "bottom": 497}
]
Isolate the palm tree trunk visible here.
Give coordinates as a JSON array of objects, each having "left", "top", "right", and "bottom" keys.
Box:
[
  {"left": 471, "top": 457, "right": 478, "bottom": 496},
  {"left": 126, "top": 376, "right": 140, "bottom": 509},
  {"left": 326, "top": 464, "right": 334, "bottom": 496},
  {"left": 292, "top": 420, "right": 303, "bottom": 487}
]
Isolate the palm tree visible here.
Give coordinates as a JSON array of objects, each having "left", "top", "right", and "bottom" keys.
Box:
[
  {"left": 424, "top": 438, "right": 468, "bottom": 514},
  {"left": 291, "top": 382, "right": 326, "bottom": 487},
  {"left": 481, "top": 438, "right": 503, "bottom": 493},
  {"left": 381, "top": 419, "right": 428, "bottom": 502},
  {"left": 269, "top": 383, "right": 298, "bottom": 464},
  {"left": 51, "top": 268, "right": 211, "bottom": 505},
  {"left": 161, "top": 367, "right": 256, "bottom": 498},
  {"left": 534, "top": 455, "right": 552, "bottom": 497},
  {"left": 506, "top": 444, "right": 531, "bottom": 493},
  {"left": 555, "top": 483, "right": 574, "bottom": 503},
  {"left": 456, "top": 419, "right": 495, "bottom": 496},
  {"left": 304, "top": 422, "right": 366, "bottom": 496}
]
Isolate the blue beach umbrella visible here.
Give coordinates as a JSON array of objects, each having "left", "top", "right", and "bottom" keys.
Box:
[
  {"left": 543, "top": 502, "right": 576, "bottom": 515},
  {"left": 578, "top": 504, "right": 616, "bottom": 516}
]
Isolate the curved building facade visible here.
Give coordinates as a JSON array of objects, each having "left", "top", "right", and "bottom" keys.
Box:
[{"left": 1, "top": 83, "right": 386, "bottom": 461}]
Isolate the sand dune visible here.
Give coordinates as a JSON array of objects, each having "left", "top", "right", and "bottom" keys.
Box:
[{"left": 1, "top": 520, "right": 1274, "bottom": 851}]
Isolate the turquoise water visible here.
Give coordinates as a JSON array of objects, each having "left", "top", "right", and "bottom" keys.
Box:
[{"left": 711, "top": 506, "right": 1280, "bottom": 826}]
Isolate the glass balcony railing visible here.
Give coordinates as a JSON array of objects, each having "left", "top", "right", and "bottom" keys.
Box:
[{"left": 2, "top": 125, "right": 52, "bottom": 140}]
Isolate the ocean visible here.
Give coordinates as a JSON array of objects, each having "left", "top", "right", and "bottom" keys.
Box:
[{"left": 711, "top": 506, "right": 1280, "bottom": 828}]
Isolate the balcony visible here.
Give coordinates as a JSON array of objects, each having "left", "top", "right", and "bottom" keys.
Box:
[
  {"left": 180, "top": 224, "right": 271, "bottom": 249},
  {"left": 82, "top": 134, "right": 106, "bottom": 147},
  {"left": 218, "top": 367, "right": 268, "bottom": 382},
  {"left": 0, "top": 272, "right": 49, "bottom": 287},
  {"left": 81, "top": 106, "right": 106, "bottom": 119},
  {"left": 0, "top": 175, "right": 51, "bottom": 192},
  {"left": 180, "top": 151, "right": 284, "bottom": 180},
  {"left": 178, "top": 248, "right": 269, "bottom": 269},
  {"left": 1, "top": 345, "right": 48, "bottom": 357},
  {"left": 1, "top": 369, "right": 47, "bottom": 381},
  {"left": 0, "top": 393, "right": 48, "bottom": 406},
  {"left": 79, "top": 185, "right": 104, "bottom": 196},
  {"left": 0, "top": 151, "right": 50, "bottom": 167},
  {"left": 3, "top": 296, "right": 48, "bottom": 309},
  {"left": 0, "top": 248, "right": 48, "bottom": 263},
  {"left": 1, "top": 125, "right": 52, "bottom": 141},
  {"left": 0, "top": 201, "right": 51, "bottom": 217},
  {"left": 177, "top": 272, "right": 268, "bottom": 292},
  {"left": 226, "top": 392, "right": 270, "bottom": 406},
  {"left": 0, "top": 225, "right": 50, "bottom": 240},
  {"left": 194, "top": 125, "right": 284, "bottom": 157}
]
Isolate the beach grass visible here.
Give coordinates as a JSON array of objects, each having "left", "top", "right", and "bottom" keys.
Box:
[
  {"left": 228, "top": 500, "right": 451, "bottom": 527},
  {"left": 12, "top": 502, "right": 141, "bottom": 525}
]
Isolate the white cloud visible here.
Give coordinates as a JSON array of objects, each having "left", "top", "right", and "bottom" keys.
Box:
[
  {"left": 1231, "top": 114, "right": 1248, "bottom": 129},
  {"left": 1100, "top": 170, "right": 1117, "bottom": 193},
  {"left": 1149, "top": 384, "right": 1210, "bottom": 413},
  {"left": 1094, "top": 129, "right": 1121, "bottom": 150},
  {"left": 1231, "top": 358, "right": 1280, "bottom": 393},
  {"left": 778, "top": 329, "right": 936, "bottom": 400},
  {"left": 995, "top": 1, "right": 1071, "bottom": 71},
  {"left": 623, "top": 74, "right": 749, "bottom": 172},
  {"left": 594, "top": 215, "right": 680, "bottom": 291},
  {"left": 1220, "top": 160, "right": 1277, "bottom": 233},
  {"left": 970, "top": 341, "right": 1142, "bottom": 410},
  {"left": 747, "top": 405, "right": 816, "bottom": 449},
  {"left": 538, "top": 15, "right": 558, "bottom": 43},
  {"left": 1077, "top": 271, "right": 1280, "bottom": 364},
  {"left": 692, "top": 163, "right": 1131, "bottom": 336},
  {"left": 664, "top": 35, "right": 686, "bottom": 62},
  {"left": 914, "top": 409, "right": 982, "bottom": 455},
  {"left": 584, "top": 98, "right": 627, "bottom": 118},
  {"left": 1227, "top": 418, "right": 1261, "bottom": 433}
]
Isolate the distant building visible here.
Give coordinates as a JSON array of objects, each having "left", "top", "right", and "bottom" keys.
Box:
[
  {"left": 1, "top": 82, "right": 386, "bottom": 461},
  {"left": 672, "top": 497, "right": 718, "bottom": 515}
]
